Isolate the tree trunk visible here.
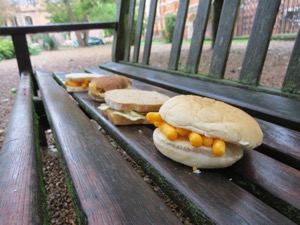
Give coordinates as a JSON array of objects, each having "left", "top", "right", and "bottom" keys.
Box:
[{"left": 63, "top": 0, "right": 86, "bottom": 47}]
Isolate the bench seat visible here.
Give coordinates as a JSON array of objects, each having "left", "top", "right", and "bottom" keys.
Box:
[
  {"left": 35, "top": 70, "right": 182, "bottom": 225},
  {"left": 0, "top": 72, "right": 44, "bottom": 224},
  {"left": 53, "top": 70, "right": 300, "bottom": 225},
  {"left": 99, "top": 62, "right": 300, "bottom": 131}
]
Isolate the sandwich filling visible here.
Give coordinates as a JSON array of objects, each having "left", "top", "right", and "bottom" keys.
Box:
[
  {"left": 99, "top": 103, "right": 146, "bottom": 121},
  {"left": 65, "top": 79, "right": 90, "bottom": 88},
  {"left": 146, "top": 112, "right": 226, "bottom": 156}
]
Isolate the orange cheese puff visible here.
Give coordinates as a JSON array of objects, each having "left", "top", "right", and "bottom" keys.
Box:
[
  {"left": 146, "top": 112, "right": 163, "bottom": 124},
  {"left": 81, "top": 80, "right": 89, "bottom": 88},
  {"left": 176, "top": 127, "right": 190, "bottom": 136},
  {"left": 203, "top": 136, "right": 214, "bottom": 147},
  {"left": 154, "top": 121, "right": 163, "bottom": 127},
  {"left": 65, "top": 80, "right": 80, "bottom": 87},
  {"left": 159, "top": 122, "right": 178, "bottom": 141},
  {"left": 188, "top": 132, "right": 203, "bottom": 147},
  {"left": 212, "top": 139, "right": 226, "bottom": 156}
]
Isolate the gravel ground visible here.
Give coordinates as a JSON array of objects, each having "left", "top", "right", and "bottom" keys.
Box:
[{"left": 0, "top": 41, "right": 295, "bottom": 224}]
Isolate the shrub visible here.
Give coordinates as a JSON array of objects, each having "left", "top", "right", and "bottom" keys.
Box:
[
  {"left": 42, "top": 35, "right": 59, "bottom": 50},
  {"left": 0, "top": 37, "right": 42, "bottom": 62},
  {"left": 0, "top": 38, "right": 15, "bottom": 60},
  {"left": 29, "top": 44, "right": 42, "bottom": 55},
  {"left": 162, "top": 14, "right": 176, "bottom": 43}
]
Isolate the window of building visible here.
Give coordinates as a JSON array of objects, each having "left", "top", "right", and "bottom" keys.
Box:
[
  {"left": 25, "top": 16, "right": 33, "bottom": 26},
  {"left": 11, "top": 17, "right": 18, "bottom": 26}
]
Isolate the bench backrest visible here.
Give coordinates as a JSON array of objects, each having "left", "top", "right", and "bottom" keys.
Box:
[
  {"left": 0, "top": 0, "right": 299, "bottom": 99},
  {"left": 112, "top": 0, "right": 300, "bottom": 99}
]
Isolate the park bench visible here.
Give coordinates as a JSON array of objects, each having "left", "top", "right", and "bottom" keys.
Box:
[{"left": 1, "top": 0, "right": 299, "bottom": 224}]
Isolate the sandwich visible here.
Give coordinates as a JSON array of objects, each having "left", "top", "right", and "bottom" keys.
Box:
[
  {"left": 88, "top": 75, "right": 132, "bottom": 102},
  {"left": 64, "top": 73, "right": 103, "bottom": 92},
  {"left": 99, "top": 89, "right": 170, "bottom": 125},
  {"left": 146, "top": 95, "right": 263, "bottom": 169}
]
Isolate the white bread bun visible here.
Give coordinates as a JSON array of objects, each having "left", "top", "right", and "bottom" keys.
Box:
[
  {"left": 88, "top": 75, "right": 132, "bottom": 101},
  {"left": 65, "top": 73, "right": 102, "bottom": 81},
  {"left": 66, "top": 86, "right": 89, "bottom": 92},
  {"left": 153, "top": 129, "right": 243, "bottom": 168},
  {"left": 159, "top": 95, "right": 263, "bottom": 149},
  {"left": 104, "top": 89, "right": 170, "bottom": 113}
]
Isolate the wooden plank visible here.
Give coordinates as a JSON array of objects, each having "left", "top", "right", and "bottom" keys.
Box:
[
  {"left": 100, "top": 62, "right": 300, "bottom": 131},
  {"left": 11, "top": 34, "right": 33, "bottom": 75},
  {"left": 112, "top": 0, "right": 130, "bottom": 62},
  {"left": 132, "top": 0, "right": 146, "bottom": 63},
  {"left": 256, "top": 119, "right": 300, "bottom": 170},
  {"left": 35, "top": 70, "right": 181, "bottom": 225},
  {"left": 123, "top": 0, "right": 136, "bottom": 61},
  {"left": 168, "top": 0, "right": 189, "bottom": 70},
  {"left": 142, "top": 0, "right": 158, "bottom": 65},
  {"left": 185, "top": 0, "right": 211, "bottom": 74},
  {"left": 67, "top": 87, "right": 297, "bottom": 224},
  {"left": 209, "top": 0, "right": 240, "bottom": 78},
  {"left": 282, "top": 29, "right": 300, "bottom": 93},
  {"left": 239, "top": 0, "right": 281, "bottom": 85},
  {"left": 231, "top": 149, "right": 300, "bottom": 222},
  {"left": 0, "top": 22, "right": 117, "bottom": 35},
  {"left": 0, "top": 72, "right": 43, "bottom": 224}
]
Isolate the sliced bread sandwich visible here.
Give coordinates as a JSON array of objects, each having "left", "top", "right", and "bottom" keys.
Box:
[{"left": 99, "top": 89, "right": 170, "bottom": 125}]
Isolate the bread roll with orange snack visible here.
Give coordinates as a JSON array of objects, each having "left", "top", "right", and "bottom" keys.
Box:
[{"left": 146, "top": 95, "right": 263, "bottom": 169}]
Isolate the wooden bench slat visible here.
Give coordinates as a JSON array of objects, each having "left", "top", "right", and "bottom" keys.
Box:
[
  {"left": 68, "top": 93, "right": 296, "bottom": 225},
  {"left": 232, "top": 149, "right": 300, "bottom": 211},
  {"left": 185, "top": 0, "right": 211, "bottom": 74},
  {"left": 256, "top": 118, "right": 300, "bottom": 170},
  {"left": 100, "top": 62, "right": 300, "bottom": 131},
  {"left": 112, "top": 1, "right": 130, "bottom": 62},
  {"left": 168, "top": 0, "right": 189, "bottom": 70},
  {"left": 123, "top": 0, "right": 135, "bottom": 61},
  {"left": 283, "top": 29, "right": 300, "bottom": 93},
  {"left": 209, "top": 0, "right": 240, "bottom": 78},
  {"left": 239, "top": 0, "right": 281, "bottom": 85},
  {"left": 132, "top": 0, "right": 146, "bottom": 63},
  {"left": 12, "top": 35, "right": 33, "bottom": 75},
  {"left": 142, "top": 0, "right": 158, "bottom": 65},
  {"left": 0, "top": 72, "right": 43, "bottom": 224},
  {"left": 35, "top": 71, "right": 181, "bottom": 225}
]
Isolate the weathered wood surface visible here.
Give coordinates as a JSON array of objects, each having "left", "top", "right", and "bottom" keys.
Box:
[
  {"left": 283, "top": 28, "right": 300, "bottom": 93},
  {"left": 35, "top": 70, "right": 181, "bottom": 225},
  {"left": 209, "top": 0, "right": 240, "bottom": 78},
  {"left": 185, "top": 0, "right": 211, "bottom": 74},
  {"left": 100, "top": 62, "right": 300, "bottom": 131},
  {"left": 0, "top": 72, "right": 43, "bottom": 225},
  {"left": 240, "top": 0, "right": 281, "bottom": 85},
  {"left": 168, "top": 0, "right": 189, "bottom": 70},
  {"left": 132, "top": 0, "right": 146, "bottom": 63},
  {"left": 141, "top": 0, "right": 158, "bottom": 65},
  {"left": 54, "top": 70, "right": 299, "bottom": 224}
]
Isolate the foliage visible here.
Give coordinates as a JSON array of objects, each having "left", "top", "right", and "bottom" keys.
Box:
[
  {"left": 162, "top": 14, "right": 176, "bottom": 43},
  {"left": 0, "top": 37, "right": 42, "bottom": 61},
  {"left": 29, "top": 44, "right": 42, "bottom": 55},
  {"left": 0, "top": 38, "right": 14, "bottom": 61},
  {"left": 42, "top": 35, "right": 59, "bottom": 50},
  {"left": 45, "top": 0, "right": 117, "bottom": 37}
]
